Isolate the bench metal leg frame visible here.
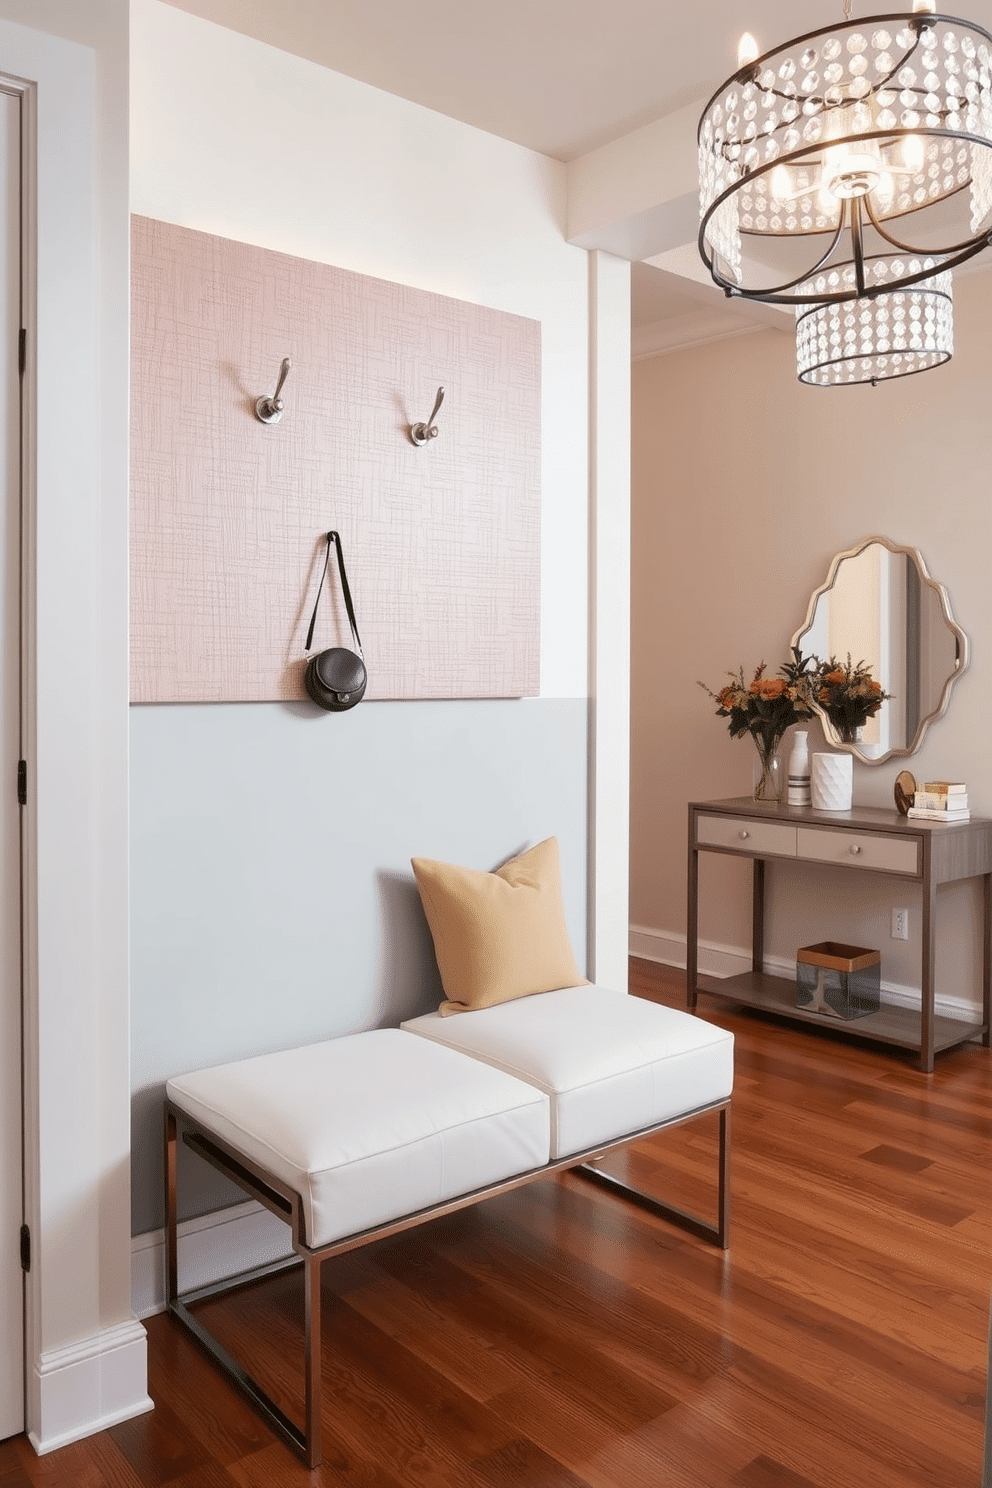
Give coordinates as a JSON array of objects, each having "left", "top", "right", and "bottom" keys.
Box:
[
  {"left": 165, "top": 1095, "right": 730, "bottom": 1468},
  {"left": 576, "top": 1103, "right": 730, "bottom": 1248}
]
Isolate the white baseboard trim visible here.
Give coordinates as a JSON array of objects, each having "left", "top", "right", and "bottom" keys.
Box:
[
  {"left": 630, "top": 926, "right": 745, "bottom": 979},
  {"left": 629, "top": 924, "right": 981, "bottom": 1023},
  {"left": 132, "top": 1198, "right": 295, "bottom": 1321},
  {"left": 29, "top": 1319, "right": 153, "bottom": 1455}
]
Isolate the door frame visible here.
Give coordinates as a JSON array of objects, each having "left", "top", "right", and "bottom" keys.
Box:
[
  {"left": 0, "top": 72, "right": 25, "bottom": 1445},
  {"left": 0, "top": 9, "right": 149, "bottom": 1450}
]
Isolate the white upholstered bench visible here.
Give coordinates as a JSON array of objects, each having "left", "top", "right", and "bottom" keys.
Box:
[{"left": 165, "top": 985, "right": 733, "bottom": 1467}]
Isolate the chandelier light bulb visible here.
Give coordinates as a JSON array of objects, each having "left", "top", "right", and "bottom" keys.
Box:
[
  {"left": 737, "top": 31, "right": 760, "bottom": 67},
  {"left": 769, "top": 164, "right": 793, "bottom": 203},
  {"left": 912, "top": 0, "right": 936, "bottom": 12},
  {"left": 818, "top": 183, "right": 840, "bottom": 218},
  {"left": 901, "top": 134, "right": 925, "bottom": 173},
  {"left": 874, "top": 171, "right": 895, "bottom": 209}
]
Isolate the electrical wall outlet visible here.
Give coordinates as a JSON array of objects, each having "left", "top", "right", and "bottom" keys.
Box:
[{"left": 891, "top": 907, "right": 909, "bottom": 941}]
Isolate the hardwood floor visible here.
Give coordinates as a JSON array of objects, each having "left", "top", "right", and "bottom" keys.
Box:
[{"left": 3, "top": 958, "right": 990, "bottom": 1487}]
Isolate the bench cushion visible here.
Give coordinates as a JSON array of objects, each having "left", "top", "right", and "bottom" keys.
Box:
[
  {"left": 402, "top": 987, "right": 733, "bottom": 1159},
  {"left": 167, "top": 1028, "right": 550, "bottom": 1248}
]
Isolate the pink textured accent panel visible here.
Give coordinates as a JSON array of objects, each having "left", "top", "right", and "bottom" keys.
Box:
[{"left": 130, "top": 217, "right": 541, "bottom": 703}]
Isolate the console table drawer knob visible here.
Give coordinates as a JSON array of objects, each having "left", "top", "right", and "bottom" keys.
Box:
[
  {"left": 850, "top": 844, "right": 861, "bottom": 855},
  {"left": 739, "top": 830, "right": 750, "bottom": 840}
]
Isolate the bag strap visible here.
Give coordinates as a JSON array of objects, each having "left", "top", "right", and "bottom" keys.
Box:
[{"left": 304, "top": 531, "right": 364, "bottom": 657}]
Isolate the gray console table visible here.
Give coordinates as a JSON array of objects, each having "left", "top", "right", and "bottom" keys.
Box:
[{"left": 687, "top": 797, "right": 992, "bottom": 1073}]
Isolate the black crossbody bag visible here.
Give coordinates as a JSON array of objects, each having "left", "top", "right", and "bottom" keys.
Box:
[{"left": 303, "top": 531, "right": 367, "bottom": 712}]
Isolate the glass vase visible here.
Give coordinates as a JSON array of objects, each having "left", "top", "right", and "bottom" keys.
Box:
[{"left": 751, "top": 733, "right": 785, "bottom": 802}]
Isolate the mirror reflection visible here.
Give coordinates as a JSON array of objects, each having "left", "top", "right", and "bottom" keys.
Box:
[{"left": 793, "top": 538, "right": 968, "bottom": 764}]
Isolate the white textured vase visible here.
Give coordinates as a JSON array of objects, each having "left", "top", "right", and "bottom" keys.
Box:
[
  {"left": 787, "top": 729, "right": 811, "bottom": 807},
  {"left": 811, "top": 752, "right": 853, "bottom": 812}
]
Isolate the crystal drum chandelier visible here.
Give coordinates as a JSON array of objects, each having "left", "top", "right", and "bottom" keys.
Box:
[
  {"left": 697, "top": 2, "right": 992, "bottom": 306},
  {"left": 795, "top": 256, "right": 953, "bottom": 382}
]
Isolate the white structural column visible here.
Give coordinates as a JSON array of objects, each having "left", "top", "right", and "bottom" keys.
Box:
[
  {"left": 0, "top": 7, "right": 151, "bottom": 1453},
  {"left": 587, "top": 250, "right": 630, "bottom": 990}
]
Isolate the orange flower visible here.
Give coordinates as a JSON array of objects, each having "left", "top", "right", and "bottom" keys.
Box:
[
  {"left": 823, "top": 669, "right": 846, "bottom": 686},
  {"left": 749, "top": 677, "right": 785, "bottom": 699},
  {"left": 868, "top": 679, "right": 882, "bottom": 694},
  {"left": 716, "top": 685, "right": 736, "bottom": 708}
]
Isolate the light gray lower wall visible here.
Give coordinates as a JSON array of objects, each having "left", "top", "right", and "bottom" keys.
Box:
[{"left": 130, "top": 696, "right": 587, "bottom": 1235}]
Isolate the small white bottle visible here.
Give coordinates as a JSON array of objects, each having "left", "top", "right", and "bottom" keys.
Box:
[{"left": 787, "top": 729, "right": 811, "bottom": 807}]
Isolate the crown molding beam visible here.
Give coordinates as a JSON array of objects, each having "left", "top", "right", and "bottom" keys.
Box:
[
  {"left": 566, "top": 99, "right": 792, "bottom": 335},
  {"left": 566, "top": 100, "right": 700, "bottom": 257},
  {"left": 631, "top": 312, "right": 763, "bottom": 362}
]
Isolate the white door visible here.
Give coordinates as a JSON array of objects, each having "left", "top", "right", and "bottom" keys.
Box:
[{"left": 0, "top": 84, "right": 24, "bottom": 1441}]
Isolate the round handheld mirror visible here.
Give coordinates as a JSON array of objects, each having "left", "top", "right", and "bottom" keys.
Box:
[{"left": 894, "top": 770, "right": 916, "bottom": 817}]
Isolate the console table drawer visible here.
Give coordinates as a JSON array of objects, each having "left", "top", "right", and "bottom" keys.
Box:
[
  {"left": 696, "top": 816, "right": 797, "bottom": 858},
  {"left": 797, "top": 827, "right": 919, "bottom": 876}
]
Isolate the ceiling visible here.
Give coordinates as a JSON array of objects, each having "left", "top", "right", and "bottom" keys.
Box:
[
  {"left": 161, "top": 0, "right": 992, "bottom": 343},
  {"left": 160, "top": 0, "right": 838, "bottom": 162}
]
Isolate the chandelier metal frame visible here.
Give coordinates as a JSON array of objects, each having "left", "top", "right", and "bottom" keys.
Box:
[{"left": 697, "top": 10, "right": 992, "bottom": 306}]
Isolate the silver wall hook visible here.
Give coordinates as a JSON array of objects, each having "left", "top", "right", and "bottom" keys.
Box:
[
  {"left": 255, "top": 357, "right": 292, "bottom": 424},
  {"left": 410, "top": 386, "right": 444, "bottom": 446}
]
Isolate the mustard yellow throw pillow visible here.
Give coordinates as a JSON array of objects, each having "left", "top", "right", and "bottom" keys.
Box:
[{"left": 411, "top": 837, "right": 587, "bottom": 1016}]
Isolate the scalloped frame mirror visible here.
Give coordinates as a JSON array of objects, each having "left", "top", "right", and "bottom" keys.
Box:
[{"left": 792, "top": 537, "right": 969, "bottom": 766}]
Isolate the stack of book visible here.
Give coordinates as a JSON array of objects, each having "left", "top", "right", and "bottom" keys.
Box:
[{"left": 907, "top": 782, "right": 970, "bottom": 822}]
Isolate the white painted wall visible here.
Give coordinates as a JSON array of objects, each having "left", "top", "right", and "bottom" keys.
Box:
[{"left": 0, "top": 0, "right": 152, "bottom": 1455}]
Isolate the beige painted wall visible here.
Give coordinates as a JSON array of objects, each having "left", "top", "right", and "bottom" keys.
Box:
[{"left": 631, "top": 268, "right": 992, "bottom": 1014}]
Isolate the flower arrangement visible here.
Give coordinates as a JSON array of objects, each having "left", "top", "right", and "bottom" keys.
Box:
[
  {"left": 699, "top": 649, "right": 819, "bottom": 799},
  {"left": 814, "top": 654, "right": 891, "bottom": 743}
]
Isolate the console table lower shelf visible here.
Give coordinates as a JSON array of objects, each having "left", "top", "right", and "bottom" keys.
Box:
[
  {"left": 694, "top": 970, "right": 986, "bottom": 1057},
  {"left": 687, "top": 797, "right": 992, "bottom": 1072}
]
